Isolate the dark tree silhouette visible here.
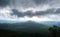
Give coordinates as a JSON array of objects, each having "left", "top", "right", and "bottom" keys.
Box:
[{"left": 49, "top": 25, "right": 58, "bottom": 37}]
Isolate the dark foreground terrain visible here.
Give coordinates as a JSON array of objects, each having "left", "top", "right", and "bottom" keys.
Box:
[
  {"left": 0, "top": 29, "right": 50, "bottom": 37},
  {"left": 0, "top": 22, "right": 60, "bottom": 37},
  {"left": 0, "top": 26, "right": 60, "bottom": 37}
]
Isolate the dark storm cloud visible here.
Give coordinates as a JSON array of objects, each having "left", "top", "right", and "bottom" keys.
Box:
[
  {"left": 8, "top": 0, "right": 60, "bottom": 17},
  {"left": 24, "top": 11, "right": 35, "bottom": 17},
  {"left": 0, "top": 0, "right": 10, "bottom": 7},
  {"left": 35, "top": 9, "right": 60, "bottom": 15},
  {"left": 11, "top": 9, "right": 24, "bottom": 17},
  {"left": 34, "top": 0, "right": 48, "bottom": 5},
  {"left": 55, "top": 8, "right": 60, "bottom": 14},
  {"left": 11, "top": 8, "right": 60, "bottom": 17},
  {"left": 11, "top": 9, "right": 35, "bottom": 17}
]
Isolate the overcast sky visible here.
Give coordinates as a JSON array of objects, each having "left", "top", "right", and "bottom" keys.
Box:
[{"left": 0, "top": 0, "right": 60, "bottom": 22}]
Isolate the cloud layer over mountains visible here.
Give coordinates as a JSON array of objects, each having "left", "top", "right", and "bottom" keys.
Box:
[{"left": 0, "top": 0, "right": 60, "bottom": 22}]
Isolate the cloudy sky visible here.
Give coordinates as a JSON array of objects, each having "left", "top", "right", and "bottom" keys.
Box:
[{"left": 0, "top": 0, "right": 60, "bottom": 22}]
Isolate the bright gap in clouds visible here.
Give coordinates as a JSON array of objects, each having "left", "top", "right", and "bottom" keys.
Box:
[{"left": 18, "top": 16, "right": 53, "bottom": 22}]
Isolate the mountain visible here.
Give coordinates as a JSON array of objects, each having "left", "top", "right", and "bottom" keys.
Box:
[
  {"left": 40, "top": 21, "right": 60, "bottom": 26},
  {"left": 15, "top": 21, "right": 45, "bottom": 27},
  {"left": 0, "top": 21, "right": 48, "bottom": 32}
]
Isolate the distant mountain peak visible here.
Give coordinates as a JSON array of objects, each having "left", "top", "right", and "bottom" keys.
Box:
[{"left": 26, "top": 21, "right": 37, "bottom": 23}]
